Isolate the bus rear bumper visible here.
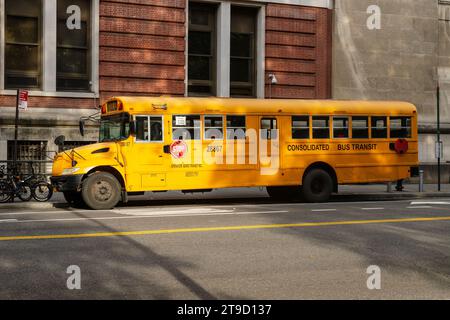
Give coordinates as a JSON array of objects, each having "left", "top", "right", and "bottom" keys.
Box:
[{"left": 51, "top": 175, "right": 83, "bottom": 192}]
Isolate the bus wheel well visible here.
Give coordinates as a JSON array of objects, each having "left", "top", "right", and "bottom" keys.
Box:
[
  {"left": 84, "top": 166, "right": 126, "bottom": 190},
  {"left": 302, "top": 162, "right": 338, "bottom": 193}
]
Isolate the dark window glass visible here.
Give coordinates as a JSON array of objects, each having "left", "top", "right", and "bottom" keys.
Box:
[
  {"left": 230, "top": 6, "right": 256, "bottom": 97},
  {"left": 312, "top": 116, "right": 330, "bottom": 139},
  {"left": 292, "top": 116, "right": 309, "bottom": 139},
  {"left": 260, "top": 118, "right": 277, "bottom": 140},
  {"left": 188, "top": 3, "right": 216, "bottom": 96},
  {"left": 371, "top": 117, "right": 388, "bottom": 139},
  {"left": 226, "top": 116, "right": 246, "bottom": 139},
  {"left": 352, "top": 117, "right": 369, "bottom": 139},
  {"left": 390, "top": 117, "right": 411, "bottom": 138},
  {"left": 172, "top": 115, "right": 201, "bottom": 140},
  {"left": 57, "top": 0, "right": 91, "bottom": 91},
  {"left": 333, "top": 117, "right": 349, "bottom": 139},
  {"left": 5, "top": 0, "right": 41, "bottom": 89},
  {"left": 136, "top": 116, "right": 149, "bottom": 142},
  {"left": 204, "top": 116, "right": 223, "bottom": 140}
]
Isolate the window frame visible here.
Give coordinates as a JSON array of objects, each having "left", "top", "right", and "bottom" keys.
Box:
[
  {"left": 187, "top": 2, "right": 217, "bottom": 97},
  {"left": 134, "top": 115, "right": 164, "bottom": 143},
  {"left": 291, "top": 115, "right": 310, "bottom": 140},
  {"left": 389, "top": 116, "right": 412, "bottom": 139},
  {"left": 312, "top": 115, "right": 330, "bottom": 140},
  {"left": 351, "top": 116, "right": 370, "bottom": 139},
  {"left": 371, "top": 116, "right": 388, "bottom": 139},
  {"left": 226, "top": 115, "right": 246, "bottom": 140},
  {"left": 4, "top": 0, "right": 42, "bottom": 90},
  {"left": 332, "top": 116, "right": 350, "bottom": 139},
  {"left": 203, "top": 115, "right": 224, "bottom": 141},
  {"left": 56, "top": 0, "right": 92, "bottom": 92},
  {"left": 172, "top": 114, "right": 202, "bottom": 141}
]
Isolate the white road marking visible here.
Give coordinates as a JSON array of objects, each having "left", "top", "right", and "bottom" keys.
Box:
[
  {"left": 361, "top": 208, "right": 385, "bottom": 210},
  {"left": 0, "top": 219, "right": 18, "bottom": 223},
  {"left": 311, "top": 209, "right": 337, "bottom": 212},
  {"left": 410, "top": 201, "right": 450, "bottom": 205},
  {"left": 0, "top": 210, "right": 289, "bottom": 224},
  {"left": 406, "top": 206, "right": 433, "bottom": 209}
]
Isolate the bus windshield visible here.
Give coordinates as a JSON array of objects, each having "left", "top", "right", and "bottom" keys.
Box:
[{"left": 99, "top": 113, "right": 131, "bottom": 142}]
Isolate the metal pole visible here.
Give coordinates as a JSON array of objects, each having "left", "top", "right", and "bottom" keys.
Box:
[
  {"left": 14, "top": 89, "right": 19, "bottom": 169},
  {"left": 437, "top": 86, "right": 441, "bottom": 191},
  {"left": 419, "top": 169, "right": 424, "bottom": 192}
]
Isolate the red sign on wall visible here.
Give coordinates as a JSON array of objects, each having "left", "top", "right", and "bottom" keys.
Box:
[{"left": 18, "top": 90, "right": 29, "bottom": 110}]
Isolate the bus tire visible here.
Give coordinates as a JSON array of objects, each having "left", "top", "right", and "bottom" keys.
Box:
[
  {"left": 81, "top": 172, "right": 121, "bottom": 210},
  {"left": 302, "top": 169, "right": 333, "bottom": 203},
  {"left": 267, "top": 186, "right": 301, "bottom": 201}
]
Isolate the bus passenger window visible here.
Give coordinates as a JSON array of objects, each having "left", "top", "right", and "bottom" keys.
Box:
[
  {"left": 136, "top": 116, "right": 149, "bottom": 141},
  {"left": 204, "top": 115, "right": 224, "bottom": 140},
  {"left": 312, "top": 116, "right": 330, "bottom": 139},
  {"left": 292, "top": 116, "right": 309, "bottom": 139},
  {"left": 150, "top": 116, "right": 163, "bottom": 142},
  {"left": 333, "top": 117, "right": 349, "bottom": 139},
  {"left": 226, "top": 115, "right": 246, "bottom": 140},
  {"left": 352, "top": 116, "right": 369, "bottom": 139},
  {"left": 172, "top": 115, "right": 201, "bottom": 140},
  {"left": 371, "top": 117, "right": 387, "bottom": 138},
  {"left": 390, "top": 117, "right": 411, "bottom": 138}
]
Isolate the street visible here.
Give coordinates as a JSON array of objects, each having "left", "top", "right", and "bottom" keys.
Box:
[{"left": 0, "top": 189, "right": 449, "bottom": 299}]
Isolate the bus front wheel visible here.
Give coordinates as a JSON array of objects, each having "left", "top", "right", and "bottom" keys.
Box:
[
  {"left": 302, "top": 169, "right": 333, "bottom": 203},
  {"left": 81, "top": 172, "right": 121, "bottom": 210}
]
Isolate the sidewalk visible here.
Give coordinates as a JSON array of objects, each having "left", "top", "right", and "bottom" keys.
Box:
[{"left": 1, "top": 184, "right": 450, "bottom": 210}]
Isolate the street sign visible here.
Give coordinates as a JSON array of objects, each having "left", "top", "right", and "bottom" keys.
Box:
[{"left": 18, "top": 90, "right": 28, "bottom": 110}]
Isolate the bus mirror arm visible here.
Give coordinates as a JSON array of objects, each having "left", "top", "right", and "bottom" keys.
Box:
[{"left": 163, "top": 145, "right": 171, "bottom": 154}]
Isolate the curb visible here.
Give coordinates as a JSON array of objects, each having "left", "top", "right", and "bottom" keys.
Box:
[{"left": 1, "top": 192, "right": 450, "bottom": 211}]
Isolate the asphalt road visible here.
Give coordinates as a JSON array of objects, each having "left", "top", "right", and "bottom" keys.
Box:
[{"left": 0, "top": 192, "right": 449, "bottom": 299}]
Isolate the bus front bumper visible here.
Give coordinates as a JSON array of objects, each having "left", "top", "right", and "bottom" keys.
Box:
[{"left": 51, "top": 175, "right": 83, "bottom": 192}]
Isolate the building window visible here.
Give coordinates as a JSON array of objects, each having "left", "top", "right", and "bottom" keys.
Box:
[
  {"left": 188, "top": 3, "right": 216, "bottom": 96},
  {"left": 57, "top": 0, "right": 91, "bottom": 91},
  {"left": 7, "top": 140, "right": 48, "bottom": 174},
  {"left": 230, "top": 6, "right": 256, "bottom": 97},
  {"left": 4, "top": 0, "right": 42, "bottom": 89}
]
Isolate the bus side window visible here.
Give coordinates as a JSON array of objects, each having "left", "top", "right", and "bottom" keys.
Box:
[
  {"left": 312, "top": 116, "right": 330, "bottom": 139},
  {"left": 226, "top": 115, "right": 246, "bottom": 140},
  {"left": 204, "top": 115, "right": 224, "bottom": 140},
  {"left": 333, "top": 117, "right": 349, "bottom": 139},
  {"left": 390, "top": 117, "right": 411, "bottom": 139},
  {"left": 352, "top": 116, "right": 369, "bottom": 139},
  {"left": 292, "top": 116, "right": 309, "bottom": 139},
  {"left": 172, "top": 115, "right": 201, "bottom": 140},
  {"left": 371, "top": 116, "right": 387, "bottom": 138},
  {"left": 136, "top": 116, "right": 149, "bottom": 142},
  {"left": 150, "top": 116, "right": 163, "bottom": 142}
]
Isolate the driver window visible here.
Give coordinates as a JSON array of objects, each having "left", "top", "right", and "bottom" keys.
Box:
[{"left": 136, "top": 116, "right": 149, "bottom": 141}]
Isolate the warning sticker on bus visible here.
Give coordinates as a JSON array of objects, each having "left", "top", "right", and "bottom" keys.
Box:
[{"left": 170, "top": 140, "right": 188, "bottom": 159}]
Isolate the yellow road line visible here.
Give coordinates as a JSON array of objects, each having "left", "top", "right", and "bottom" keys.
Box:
[{"left": 1, "top": 216, "right": 450, "bottom": 242}]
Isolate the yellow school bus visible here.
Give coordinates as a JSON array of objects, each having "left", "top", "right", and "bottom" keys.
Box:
[{"left": 51, "top": 97, "right": 419, "bottom": 210}]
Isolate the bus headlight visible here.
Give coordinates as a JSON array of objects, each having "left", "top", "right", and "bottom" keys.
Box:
[{"left": 62, "top": 168, "right": 81, "bottom": 175}]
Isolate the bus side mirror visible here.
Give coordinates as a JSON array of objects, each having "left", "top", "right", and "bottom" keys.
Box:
[
  {"left": 129, "top": 121, "right": 136, "bottom": 135},
  {"left": 54, "top": 135, "right": 65, "bottom": 147},
  {"left": 163, "top": 145, "right": 171, "bottom": 154},
  {"left": 79, "top": 120, "right": 85, "bottom": 137}
]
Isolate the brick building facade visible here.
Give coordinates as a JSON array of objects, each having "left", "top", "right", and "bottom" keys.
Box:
[{"left": 0, "top": 0, "right": 332, "bottom": 164}]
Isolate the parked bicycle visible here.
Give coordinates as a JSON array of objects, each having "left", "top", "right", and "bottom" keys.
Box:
[{"left": 0, "top": 165, "right": 32, "bottom": 203}]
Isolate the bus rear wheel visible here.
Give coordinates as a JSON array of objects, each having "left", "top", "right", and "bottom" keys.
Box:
[
  {"left": 302, "top": 169, "right": 333, "bottom": 203},
  {"left": 81, "top": 172, "right": 121, "bottom": 210},
  {"left": 266, "top": 186, "right": 301, "bottom": 201}
]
